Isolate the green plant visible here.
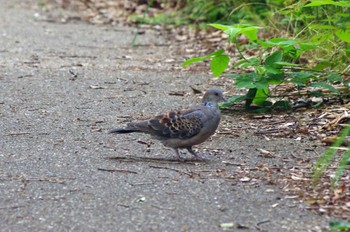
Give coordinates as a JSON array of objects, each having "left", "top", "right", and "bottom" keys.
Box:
[
  {"left": 182, "top": 0, "right": 350, "bottom": 111},
  {"left": 312, "top": 122, "right": 350, "bottom": 187},
  {"left": 273, "top": 0, "right": 350, "bottom": 72},
  {"left": 178, "top": 0, "right": 275, "bottom": 25},
  {"left": 330, "top": 220, "right": 350, "bottom": 231},
  {"left": 183, "top": 23, "right": 337, "bottom": 111}
]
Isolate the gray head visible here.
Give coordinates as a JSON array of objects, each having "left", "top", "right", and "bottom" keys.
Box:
[{"left": 202, "top": 88, "right": 226, "bottom": 103}]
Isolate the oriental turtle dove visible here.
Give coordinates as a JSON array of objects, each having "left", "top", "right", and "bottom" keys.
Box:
[{"left": 109, "top": 88, "right": 226, "bottom": 160}]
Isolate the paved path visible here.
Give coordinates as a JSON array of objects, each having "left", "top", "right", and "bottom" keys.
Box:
[{"left": 0, "top": 1, "right": 329, "bottom": 231}]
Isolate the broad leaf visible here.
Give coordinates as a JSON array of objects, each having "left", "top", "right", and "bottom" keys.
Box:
[
  {"left": 267, "top": 73, "right": 285, "bottom": 84},
  {"left": 240, "top": 27, "right": 259, "bottom": 42},
  {"left": 313, "top": 61, "right": 333, "bottom": 71},
  {"left": 255, "top": 80, "right": 268, "bottom": 89},
  {"left": 219, "top": 95, "right": 246, "bottom": 108},
  {"left": 265, "top": 66, "right": 282, "bottom": 74},
  {"left": 335, "top": 30, "right": 350, "bottom": 43},
  {"left": 261, "top": 38, "right": 297, "bottom": 48},
  {"left": 309, "top": 24, "right": 336, "bottom": 30},
  {"left": 289, "top": 72, "right": 314, "bottom": 85},
  {"left": 182, "top": 56, "right": 208, "bottom": 67},
  {"left": 274, "top": 61, "right": 299, "bottom": 66},
  {"left": 299, "top": 43, "right": 318, "bottom": 51},
  {"left": 329, "top": 221, "right": 350, "bottom": 230},
  {"left": 245, "top": 88, "right": 257, "bottom": 109},
  {"left": 182, "top": 49, "right": 225, "bottom": 67},
  {"left": 253, "top": 88, "right": 269, "bottom": 105},
  {"left": 235, "top": 80, "right": 256, "bottom": 89},
  {"left": 264, "top": 51, "right": 283, "bottom": 68},
  {"left": 209, "top": 49, "right": 225, "bottom": 56},
  {"left": 305, "top": 0, "right": 350, "bottom": 7},
  {"left": 208, "top": 23, "right": 229, "bottom": 31},
  {"left": 273, "top": 101, "right": 292, "bottom": 110},
  {"left": 310, "top": 82, "right": 340, "bottom": 93},
  {"left": 327, "top": 72, "right": 342, "bottom": 83},
  {"left": 211, "top": 55, "right": 229, "bottom": 77}
]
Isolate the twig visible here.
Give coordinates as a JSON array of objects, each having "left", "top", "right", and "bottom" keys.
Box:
[
  {"left": 0, "top": 205, "right": 26, "bottom": 210},
  {"left": 149, "top": 165, "right": 192, "bottom": 176},
  {"left": 4, "top": 132, "right": 31, "bottom": 136},
  {"left": 117, "top": 204, "right": 130, "bottom": 208},
  {"left": 256, "top": 219, "right": 271, "bottom": 226},
  {"left": 151, "top": 204, "right": 175, "bottom": 211},
  {"left": 97, "top": 168, "right": 138, "bottom": 174}
]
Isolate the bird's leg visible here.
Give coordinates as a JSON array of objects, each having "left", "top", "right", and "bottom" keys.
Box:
[
  {"left": 186, "top": 147, "right": 204, "bottom": 161},
  {"left": 173, "top": 148, "right": 184, "bottom": 161}
]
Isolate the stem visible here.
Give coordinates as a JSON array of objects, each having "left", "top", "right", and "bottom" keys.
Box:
[{"left": 131, "top": 0, "right": 155, "bottom": 47}]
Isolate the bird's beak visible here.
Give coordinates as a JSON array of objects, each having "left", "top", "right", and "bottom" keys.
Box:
[{"left": 220, "top": 96, "right": 227, "bottom": 102}]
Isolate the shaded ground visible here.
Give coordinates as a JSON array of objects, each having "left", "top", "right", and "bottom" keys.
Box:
[{"left": 0, "top": 1, "right": 335, "bottom": 231}]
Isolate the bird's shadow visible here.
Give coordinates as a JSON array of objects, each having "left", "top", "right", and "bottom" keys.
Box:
[{"left": 106, "top": 155, "right": 211, "bottom": 165}]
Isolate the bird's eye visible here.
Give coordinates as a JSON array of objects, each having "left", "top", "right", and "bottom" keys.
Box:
[{"left": 215, "top": 92, "right": 219, "bottom": 96}]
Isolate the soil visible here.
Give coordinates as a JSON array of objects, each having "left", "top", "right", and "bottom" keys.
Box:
[{"left": 0, "top": 1, "right": 334, "bottom": 231}]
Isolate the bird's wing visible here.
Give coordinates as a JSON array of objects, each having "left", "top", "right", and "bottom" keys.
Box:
[{"left": 128, "top": 107, "right": 207, "bottom": 139}]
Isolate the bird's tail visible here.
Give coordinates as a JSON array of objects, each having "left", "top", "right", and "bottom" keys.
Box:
[
  {"left": 108, "top": 128, "right": 139, "bottom": 134},
  {"left": 109, "top": 122, "right": 146, "bottom": 134}
]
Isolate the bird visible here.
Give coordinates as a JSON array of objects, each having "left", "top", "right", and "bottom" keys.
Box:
[{"left": 109, "top": 88, "right": 226, "bottom": 160}]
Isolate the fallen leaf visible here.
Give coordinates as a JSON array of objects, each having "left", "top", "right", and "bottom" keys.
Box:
[
  {"left": 220, "top": 222, "right": 235, "bottom": 230},
  {"left": 89, "top": 85, "right": 107, "bottom": 89},
  {"left": 240, "top": 177, "right": 251, "bottom": 182}
]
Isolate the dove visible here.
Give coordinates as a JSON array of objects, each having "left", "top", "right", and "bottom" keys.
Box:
[{"left": 109, "top": 88, "right": 226, "bottom": 160}]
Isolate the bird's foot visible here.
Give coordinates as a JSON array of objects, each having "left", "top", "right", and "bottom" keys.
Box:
[{"left": 186, "top": 147, "right": 208, "bottom": 161}]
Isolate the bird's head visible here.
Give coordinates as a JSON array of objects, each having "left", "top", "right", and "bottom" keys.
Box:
[{"left": 202, "top": 88, "right": 226, "bottom": 104}]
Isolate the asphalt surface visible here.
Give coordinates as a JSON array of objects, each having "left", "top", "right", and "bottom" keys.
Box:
[{"left": 0, "top": 1, "right": 330, "bottom": 231}]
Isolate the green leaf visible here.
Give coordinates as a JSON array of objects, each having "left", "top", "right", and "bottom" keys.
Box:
[
  {"left": 312, "top": 124, "right": 350, "bottom": 185},
  {"left": 208, "top": 24, "right": 229, "bottom": 31},
  {"left": 182, "top": 56, "right": 208, "bottom": 67},
  {"left": 182, "top": 49, "right": 225, "bottom": 67},
  {"left": 226, "top": 27, "right": 242, "bottom": 41},
  {"left": 210, "top": 55, "right": 229, "bottom": 77},
  {"left": 240, "top": 27, "right": 259, "bottom": 42},
  {"left": 327, "top": 72, "right": 342, "bottom": 83},
  {"left": 209, "top": 49, "right": 225, "bottom": 56},
  {"left": 236, "top": 81, "right": 256, "bottom": 88},
  {"left": 274, "top": 61, "right": 299, "bottom": 66},
  {"left": 234, "top": 72, "right": 259, "bottom": 88},
  {"left": 238, "top": 57, "right": 260, "bottom": 68},
  {"left": 289, "top": 72, "right": 314, "bottom": 85},
  {"left": 313, "top": 61, "right": 333, "bottom": 71},
  {"left": 333, "top": 147, "right": 350, "bottom": 186},
  {"left": 255, "top": 80, "right": 268, "bottom": 89},
  {"left": 335, "top": 30, "right": 350, "bottom": 43},
  {"left": 272, "top": 101, "right": 292, "bottom": 110},
  {"left": 219, "top": 95, "right": 246, "bottom": 108},
  {"left": 266, "top": 73, "right": 285, "bottom": 84},
  {"left": 329, "top": 221, "right": 350, "bottom": 230},
  {"left": 299, "top": 43, "right": 318, "bottom": 51},
  {"left": 309, "top": 24, "right": 337, "bottom": 30},
  {"left": 261, "top": 38, "right": 297, "bottom": 48},
  {"left": 305, "top": 0, "right": 350, "bottom": 7},
  {"left": 264, "top": 51, "right": 283, "bottom": 67},
  {"left": 252, "top": 88, "right": 269, "bottom": 105},
  {"left": 265, "top": 66, "right": 282, "bottom": 74},
  {"left": 209, "top": 24, "right": 260, "bottom": 43},
  {"left": 310, "top": 82, "right": 340, "bottom": 93},
  {"left": 252, "top": 107, "right": 270, "bottom": 113},
  {"left": 245, "top": 88, "right": 257, "bottom": 109},
  {"left": 232, "top": 59, "right": 250, "bottom": 68},
  {"left": 220, "top": 222, "right": 235, "bottom": 230}
]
